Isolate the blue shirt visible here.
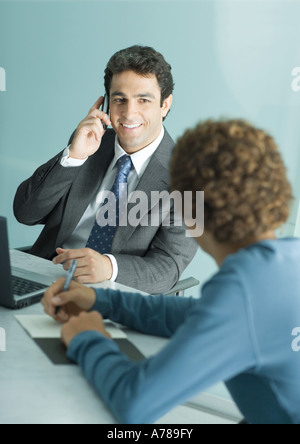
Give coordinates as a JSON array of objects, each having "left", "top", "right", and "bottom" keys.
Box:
[{"left": 67, "top": 239, "right": 300, "bottom": 424}]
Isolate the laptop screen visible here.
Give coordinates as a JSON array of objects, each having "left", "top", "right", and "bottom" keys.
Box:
[{"left": 0, "top": 217, "right": 13, "bottom": 306}]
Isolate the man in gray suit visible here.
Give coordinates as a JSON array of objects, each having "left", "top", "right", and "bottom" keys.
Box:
[{"left": 14, "top": 46, "right": 197, "bottom": 294}]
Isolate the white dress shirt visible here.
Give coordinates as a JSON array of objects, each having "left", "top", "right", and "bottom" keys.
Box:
[{"left": 60, "top": 127, "right": 165, "bottom": 281}]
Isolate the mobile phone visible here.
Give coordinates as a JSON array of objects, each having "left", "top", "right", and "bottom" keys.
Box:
[{"left": 101, "top": 94, "right": 110, "bottom": 130}]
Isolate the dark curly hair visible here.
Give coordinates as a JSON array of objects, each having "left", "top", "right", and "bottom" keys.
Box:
[
  {"left": 104, "top": 45, "right": 174, "bottom": 118},
  {"left": 170, "top": 119, "right": 294, "bottom": 243}
]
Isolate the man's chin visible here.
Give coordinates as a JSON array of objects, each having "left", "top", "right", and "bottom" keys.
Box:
[{"left": 117, "top": 135, "right": 149, "bottom": 154}]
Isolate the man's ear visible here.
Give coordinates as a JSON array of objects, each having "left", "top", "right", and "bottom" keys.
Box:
[{"left": 162, "top": 94, "right": 173, "bottom": 119}]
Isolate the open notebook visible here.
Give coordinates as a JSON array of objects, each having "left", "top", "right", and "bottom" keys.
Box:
[{"left": 15, "top": 315, "right": 145, "bottom": 365}]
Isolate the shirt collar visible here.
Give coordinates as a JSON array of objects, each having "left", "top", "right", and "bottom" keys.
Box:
[{"left": 113, "top": 127, "right": 165, "bottom": 179}]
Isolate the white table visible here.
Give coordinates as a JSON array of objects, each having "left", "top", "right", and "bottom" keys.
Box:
[{"left": 0, "top": 251, "right": 241, "bottom": 424}]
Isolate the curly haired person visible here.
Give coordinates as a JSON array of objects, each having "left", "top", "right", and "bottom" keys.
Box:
[{"left": 43, "top": 119, "right": 300, "bottom": 424}]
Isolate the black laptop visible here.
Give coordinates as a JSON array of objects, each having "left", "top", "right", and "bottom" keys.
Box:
[{"left": 0, "top": 216, "right": 52, "bottom": 309}]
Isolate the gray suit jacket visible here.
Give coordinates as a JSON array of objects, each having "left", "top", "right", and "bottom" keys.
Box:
[{"left": 14, "top": 128, "right": 197, "bottom": 294}]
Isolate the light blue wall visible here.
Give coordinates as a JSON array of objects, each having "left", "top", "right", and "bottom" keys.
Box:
[{"left": 1, "top": 0, "right": 300, "bottom": 297}]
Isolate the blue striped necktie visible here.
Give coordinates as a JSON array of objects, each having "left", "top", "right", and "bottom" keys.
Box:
[{"left": 86, "top": 155, "right": 133, "bottom": 254}]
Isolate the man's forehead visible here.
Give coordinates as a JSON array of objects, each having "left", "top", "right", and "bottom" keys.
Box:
[{"left": 110, "top": 70, "right": 160, "bottom": 95}]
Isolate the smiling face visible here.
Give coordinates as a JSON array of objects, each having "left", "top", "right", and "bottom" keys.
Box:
[{"left": 109, "top": 70, "right": 173, "bottom": 154}]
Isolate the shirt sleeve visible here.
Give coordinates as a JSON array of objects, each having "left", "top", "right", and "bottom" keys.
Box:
[
  {"left": 67, "top": 277, "right": 257, "bottom": 424},
  {"left": 104, "top": 254, "right": 118, "bottom": 282},
  {"left": 60, "top": 146, "right": 88, "bottom": 167},
  {"left": 90, "top": 287, "right": 198, "bottom": 337}
]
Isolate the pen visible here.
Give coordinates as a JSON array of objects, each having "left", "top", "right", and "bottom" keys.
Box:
[{"left": 55, "top": 259, "right": 77, "bottom": 315}]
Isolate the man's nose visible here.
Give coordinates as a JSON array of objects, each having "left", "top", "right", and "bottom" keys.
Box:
[{"left": 123, "top": 100, "right": 138, "bottom": 120}]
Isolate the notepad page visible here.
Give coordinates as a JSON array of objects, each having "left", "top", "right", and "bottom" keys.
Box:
[{"left": 15, "top": 315, "right": 127, "bottom": 339}]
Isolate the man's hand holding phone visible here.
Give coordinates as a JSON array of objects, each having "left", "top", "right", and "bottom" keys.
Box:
[{"left": 69, "top": 96, "right": 111, "bottom": 160}]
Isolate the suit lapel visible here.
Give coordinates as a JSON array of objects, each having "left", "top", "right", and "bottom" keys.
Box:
[
  {"left": 56, "top": 128, "right": 174, "bottom": 250},
  {"left": 56, "top": 131, "right": 115, "bottom": 247},
  {"left": 112, "top": 129, "right": 174, "bottom": 253}
]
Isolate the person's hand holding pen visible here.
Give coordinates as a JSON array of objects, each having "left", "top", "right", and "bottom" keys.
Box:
[
  {"left": 41, "top": 270, "right": 97, "bottom": 323},
  {"left": 41, "top": 265, "right": 112, "bottom": 347},
  {"left": 52, "top": 248, "right": 113, "bottom": 284}
]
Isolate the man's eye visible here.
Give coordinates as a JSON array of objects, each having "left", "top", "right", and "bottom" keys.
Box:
[
  {"left": 139, "top": 99, "right": 149, "bottom": 104},
  {"left": 114, "top": 98, "right": 125, "bottom": 104}
]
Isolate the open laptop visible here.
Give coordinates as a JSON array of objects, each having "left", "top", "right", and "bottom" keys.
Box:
[{"left": 0, "top": 216, "right": 53, "bottom": 309}]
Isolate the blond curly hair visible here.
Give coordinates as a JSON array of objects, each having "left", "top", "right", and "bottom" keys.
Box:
[{"left": 170, "top": 119, "right": 294, "bottom": 243}]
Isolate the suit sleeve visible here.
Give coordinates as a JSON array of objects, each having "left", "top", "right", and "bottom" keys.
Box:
[
  {"left": 114, "top": 220, "right": 198, "bottom": 294},
  {"left": 13, "top": 131, "right": 80, "bottom": 226},
  {"left": 13, "top": 150, "right": 81, "bottom": 226}
]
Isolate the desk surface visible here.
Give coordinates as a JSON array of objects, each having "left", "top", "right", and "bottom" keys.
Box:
[{"left": 0, "top": 251, "right": 241, "bottom": 424}]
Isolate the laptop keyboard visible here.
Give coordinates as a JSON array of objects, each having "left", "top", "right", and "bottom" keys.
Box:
[{"left": 12, "top": 275, "right": 48, "bottom": 297}]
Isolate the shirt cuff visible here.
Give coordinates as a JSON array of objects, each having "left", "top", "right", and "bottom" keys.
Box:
[
  {"left": 60, "top": 146, "right": 88, "bottom": 167},
  {"left": 89, "top": 288, "right": 112, "bottom": 317},
  {"left": 104, "top": 254, "right": 119, "bottom": 282}
]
